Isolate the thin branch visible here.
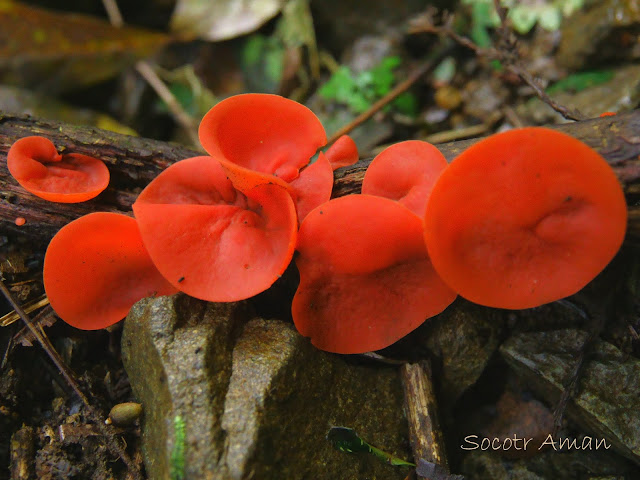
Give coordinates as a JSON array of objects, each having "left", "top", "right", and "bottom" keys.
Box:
[
  {"left": 411, "top": 9, "right": 586, "bottom": 122},
  {"left": 102, "top": 0, "right": 124, "bottom": 27},
  {"left": 134, "top": 61, "right": 201, "bottom": 146},
  {"left": 326, "top": 43, "right": 453, "bottom": 146},
  {"left": 100, "top": 0, "right": 201, "bottom": 146},
  {"left": 0, "top": 280, "right": 143, "bottom": 479}
]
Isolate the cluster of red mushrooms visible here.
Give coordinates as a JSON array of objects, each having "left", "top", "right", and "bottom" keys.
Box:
[{"left": 6, "top": 94, "right": 627, "bottom": 355}]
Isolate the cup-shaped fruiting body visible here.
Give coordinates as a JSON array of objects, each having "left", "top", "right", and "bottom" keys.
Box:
[
  {"left": 198, "top": 94, "right": 359, "bottom": 222},
  {"left": 133, "top": 156, "right": 297, "bottom": 302},
  {"left": 424, "top": 127, "right": 627, "bottom": 309},
  {"left": 8, "top": 136, "right": 109, "bottom": 203},
  {"left": 44, "top": 213, "right": 177, "bottom": 330},
  {"left": 198, "top": 93, "right": 327, "bottom": 182},
  {"left": 293, "top": 195, "right": 457, "bottom": 354},
  {"left": 362, "top": 140, "right": 448, "bottom": 217},
  {"left": 289, "top": 153, "right": 333, "bottom": 221},
  {"left": 324, "top": 135, "right": 359, "bottom": 170}
]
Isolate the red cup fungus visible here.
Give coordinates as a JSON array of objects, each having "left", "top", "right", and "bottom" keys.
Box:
[
  {"left": 424, "top": 127, "right": 627, "bottom": 309},
  {"left": 198, "top": 94, "right": 360, "bottom": 222},
  {"left": 199, "top": 93, "right": 327, "bottom": 182},
  {"left": 324, "top": 134, "right": 359, "bottom": 170},
  {"left": 292, "top": 194, "right": 457, "bottom": 354},
  {"left": 132, "top": 156, "right": 297, "bottom": 302},
  {"left": 44, "top": 212, "right": 177, "bottom": 330},
  {"left": 7, "top": 136, "right": 109, "bottom": 203},
  {"left": 362, "top": 140, "right": 448, "bottom": 217},
  {"left": 289, "top": 152, "right": 334, "bottom": 221}
]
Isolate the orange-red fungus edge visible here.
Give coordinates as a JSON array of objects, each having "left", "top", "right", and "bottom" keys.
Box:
[
  {"left": 7, "top": 136, "right": 109, "bottom": 203},
  {"left": 133, "top": 156, "right": 297, "bottom": 302},
  {"left": 44, "top": 212, "right": 177, "bottom": 330},
  {"left": 424, "top": 127, "right": 627, "bottom": 309},
  {"left": 198, "top": 93, "right": 327, "bottom": 182},
  {"left": 362, "top": 140, "right": 448, "bottom": 217},
  {"left": 293, "top": 194, "right": 456, "bottom": 354},
  {"left": 325, "top": 135, "right": 359, "bottom": 171}
]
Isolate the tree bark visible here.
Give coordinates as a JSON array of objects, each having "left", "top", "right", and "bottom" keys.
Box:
[{"left": 2, "top": 110, "right": 640, "bottom": 243}]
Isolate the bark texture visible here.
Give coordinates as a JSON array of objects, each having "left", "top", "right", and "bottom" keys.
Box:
[{"left": 1, "top": 110, "right": 640, "bottom": 243}]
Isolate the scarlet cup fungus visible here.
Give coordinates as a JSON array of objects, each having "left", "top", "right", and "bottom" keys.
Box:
[
  {"left": 199, "top": 93, "right": 326, "bottom": 182},
  {"left": 292, "top": 195, "right": 457, "bottom": 354},
  {"left": 199, "top": 94, "right": 358, "bottom": 221},
  {"left": 362, "top": 140, "right": 448, "bottom": 217},
  {"left": 288, "top": 152, "right": 334, "bottom": 221},
  {"left": 44, "top": 212, "right": 177, "bottom": 330},
  {"left": 424, "top": 127, "right": 627, "bottom": 309},
  {"left": 133, "top": 156, "right": 297, "bottom": 302},
  {"left": 7, "top": 136, "right": 109, "bottom": 203},
  {"left": 324, "top": 134, "right": 359, "bottom": 170}
]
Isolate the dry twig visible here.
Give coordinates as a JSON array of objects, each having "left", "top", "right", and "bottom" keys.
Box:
[
  {"left": 410, "top": 6, "right": 586, "bottom": 122},
  {"left": 326, "top": 43, "right": 453, "bottom": 145},
  {"left": 0, "top": 280, "right": 143, "bottom": 479},
  {"left": 101, "top": 0, "right": 200, "bottom": 146}
]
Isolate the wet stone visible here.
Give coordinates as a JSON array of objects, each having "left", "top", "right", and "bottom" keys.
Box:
[
  {"left": 122, "top": 294, "right": 410, "bottom": 480},
  {"left": 500, "top": 329, "right": 640, "bottom": 466},
  {"left": 556, "top": 0, "right": 640, "bottom": 70},
  {"left": 421, "top": 299, "right": 504, "bottom": 406}
]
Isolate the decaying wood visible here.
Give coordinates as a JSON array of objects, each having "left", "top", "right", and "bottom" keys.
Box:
[
  {"left": 401, "top": 361, "right": 449, "bottom": 476},
  {"left": 1, "top": 110, "right": 640, "bottom": 243},
  {"left": 10, "top": 425, "right": 35, "bottom": 480}
]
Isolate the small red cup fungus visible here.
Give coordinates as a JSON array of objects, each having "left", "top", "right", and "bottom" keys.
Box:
[
  {"left": 292, "top": 194, "right": 457, "bottom": 354},
  {"left": 424, "top": 127, "right": 627, "bottom": 309},
  {"left": 132, "top": 156, "right": 297, "bottom": 302},
  {"left": 362, "top": 140, "right": 448, "bottom": 217},
  {"left": 198, "top": 94, "right": 358, "bottom": 222},
  {"left": 324, "top": 134, "right": 359, "bottom": 170},
  {"left": 288, "top": 152, "right": 334, "bottom": 221},
  {"left": 198, "top": 93, "right": 326, "bottom": 182},
  {"left": 7, "top": 136, "right": 109, "bottom": 203},
  {"left": 44, "top": 212, "right": 177, "bottom": 330}
]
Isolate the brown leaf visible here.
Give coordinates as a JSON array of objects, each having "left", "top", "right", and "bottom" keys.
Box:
[{"left": 0, "top": 2, "right": 170, "bottom": 92}]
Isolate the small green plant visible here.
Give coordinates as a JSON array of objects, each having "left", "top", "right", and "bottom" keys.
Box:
[
  {"left": 170, "top": 415, "right": 186, "bottom": 480},
  {"left": 546, "top": 70, "right": 614, "bottom": 94},
  {"left": 319, "top": 56, "right": 418, "bottom": 116},
  {"left": 327, "top": 426, "right": 415, "bottom": 467},
  {"left": 463, "top": 0, "right": 585, "bottom": 39}
]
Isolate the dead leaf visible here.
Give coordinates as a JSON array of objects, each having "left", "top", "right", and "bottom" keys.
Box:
[
  {"left": 0, "top": 1, "right": 170, "bottom": 92},
  {"left": 170, "top": 0, "right": 285, "bottom": 41}
]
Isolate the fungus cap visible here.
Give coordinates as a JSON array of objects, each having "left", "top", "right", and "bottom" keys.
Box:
[
  {"left": 133, "top": 156, "right": 297, "bottom": 302},
  {"left": 424, "top": 127, "right": 627, "bottom": 309},
  {"left": 7, "top": 136, "right": 109, "bottom": 203},
  {"left": 293, "top": 194, "right": 456, "bottom": 354},
  {"left": 44, "top": 212, "right": 177, "bottom": 330},
  {"left": 289, "top": 152, "right": 334, "bottom": 222},
  {"left": 324, "top": 135, "right": 359, "bottom": 171},
  {"left": 362, "top": 140, "right": 448, "bottom": 217},
  {"left": 198, "top": 93, "right": 326, "bottom": 182}
]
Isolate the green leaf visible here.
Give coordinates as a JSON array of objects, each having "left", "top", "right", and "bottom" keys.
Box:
[
  {"left": 241, "top": 34, "right": 285, "bottom": 92},
  {"left": 433, "top": 57, "right": 457, "bottom": 85},
  {"left": 509, "top": 5, "right": 539, "bottom": 34},
  {"left": 546, "top": 70, "right": 615, "bottom": 94},
  {"left": 170, "top": 416, "right": 186, "bottom": 480},
  {"left": 0, "top": 2, "right": 169, "bottom": 92},
  {"left": 393, "top": 92, "right": 419, "bottom": 116},
  {"left": 327, "top": 427, "right": 415, "bottom": 467},
  {"left": 538, "top": 6, "right": 562, "bottom": 31}
]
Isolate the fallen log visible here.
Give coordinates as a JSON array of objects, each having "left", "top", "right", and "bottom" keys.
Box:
[{"left": 1, "top": 110, "right": 639, "bottom": 243}]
